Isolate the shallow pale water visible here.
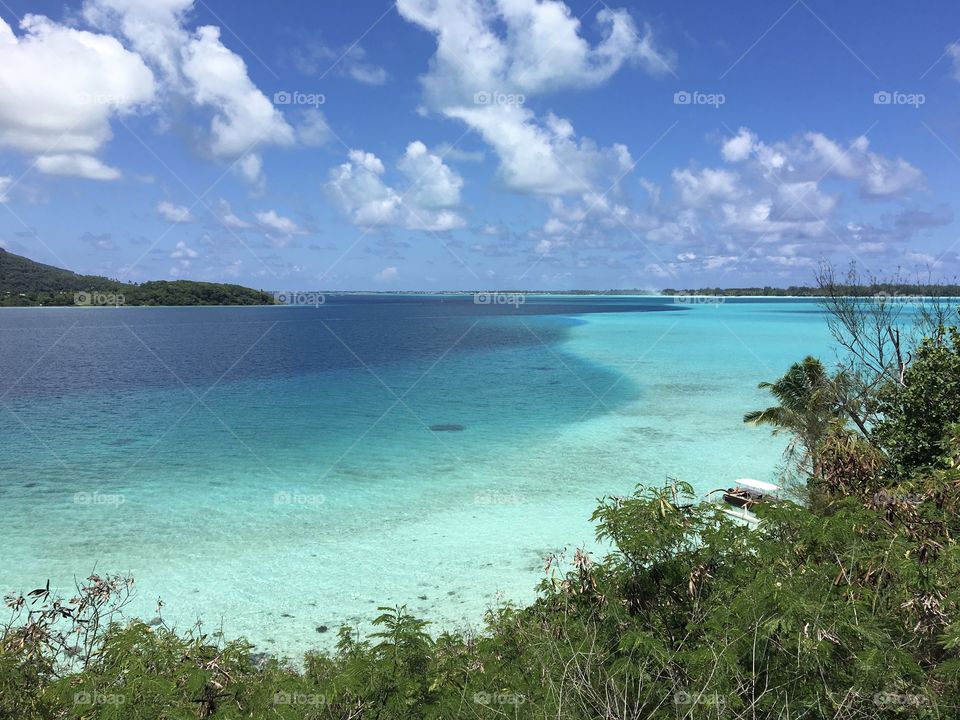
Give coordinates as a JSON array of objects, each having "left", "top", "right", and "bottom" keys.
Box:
[{"left": 0, "top": 296, "right": 833, "bottom": 658}]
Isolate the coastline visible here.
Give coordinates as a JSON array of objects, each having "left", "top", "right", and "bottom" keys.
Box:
[{"left": 1, "top": 299, "right": 833, "bottom": 659}]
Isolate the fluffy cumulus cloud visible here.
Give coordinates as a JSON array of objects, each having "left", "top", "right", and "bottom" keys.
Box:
[
  {"left": 660, "top": 127, "right": 924, "bottom": 251},
  {"left": 0, "top": 2, "right": 300, "bottom": 187},
  {"left": 671, "top": 167, "right": 739, "bottom": 207},
  {"left": 339, "top": 46, "right": 388, "bottom": 85},
  {"left": 180, "top": 26, "right": 294, "bottom": 171},
  {"left": 397, "top": 0, "right": 669, "bottom": 198},
  {"left": 82, "top": 0, "right": 194, "bottom": 81},
  {"left": 396, "top": 141, "right": 464, "bottom": 210},
  {"left": 255, "top": 209, "right": 307, "bottom": 246},
  {"left": 537, "top": 126, "right": 934, "bottom": 282},
  {"left": 721, "top": 128, "right": 924, "bottom": 200},
  {"left": 156, "top": 200, "right": 194, "bottom": 223},
  {"left": 0, "top": 14, "right": 154, "bottom": 178},
  {"left": 169, "top": 238, "right": 198, "bottom": 276},
  {"left": 81, "top": 0, "right": 294, "bottom": 186},
  {"left": 374, "top": 266, "right": 398, "bottom": 282},
  {"left": 213, "top": 198, "right": 251, "bottom": 229},
  {"left": 34, "top": 153, "right": 122, "bottom": 181},
  {"left": 255, "top": 209, "right": 303, "bottom": 235},
  {"left": 397, "top": 0, "right": 671, "bottom": 102},
  {"left": 327, "top": 142, "right": 466, "bottom": 231}
]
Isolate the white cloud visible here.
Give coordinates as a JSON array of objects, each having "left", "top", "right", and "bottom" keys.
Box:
[
  {"left": 397, "top": 0, "right": 667, "bottom": 198},
  {"left": 255, "top": 209, "right": 305, "bottom": 235},
  {"left": 719, "top": 199, "right": 827, "bottom": 240},
  {"left": 81, "top": 231, "right": 115, "bottom": 250},
  {"left": 328, "top": 151, "right": 402, "bottom": 227},
  {"left": 448, "top": 105, "right": 633, "bottom": 195},
  {"left": 0, "top": 14, "right": 154, "bottom": 168},
  {"left": 949, "top": 43, "right": 960, "bottom": 81},
  {"left": 434, "top": 143, "right": 485, "bottom": 163},
  {"left": 84, "top": 0, "right": 295, "bottom": 186},
  {"left": 255, "top": 209, "right": 306, "bottom": 247},
  {"left": 170, "top": 239, "right": 198, "bottom": 259},
  {"left": 223, "top": 259, "right": 242, "bottom": 277},
  {"left": 703, "top": 255, "right": 737, "bottom": 270},
  {"left": 169, "top": 239, "right": 198, "bottom": 275},
  {"left": 181, "top": 26, "right": 294, "bottom": 181},
  {"left": 342, "top": 46, "right": 388, "bottom": 85},
  {"left": 905, "top": 250, "right": 941, "bottom": 268},
  {"left": 374, "top": 266, "right": 398, "bottom": 282},
  {"left": 543, "top": 217, "right": 569, "bottom": 235},
  {"left": 35, "top": 153, "right": 122, "bottom": 180},
  {"left": 859, "top": 155, "right": 923, "bottom": 198},
  {"left": 214, "top": 198, "right": 250, "bottom": 229},
  {"left": 397, "top": 0, "right": 672, "bottom": 104},
  {"left": 327, "top": 143, "right": 466, "bottom": 231},
  {"left": 672, "top": 167, "right": 739, "bottom": 206},
  {"left": 530, "top": 126, "right": 929, "bottom": 281},
  {"left": 83, "top": 0, "right": 194, "bottom": 83},
  {"left": 296, "top": 109, "right": 332, "bottom": 146},
  {"left": 0, "top": 176, "right": 11, "bottom": 202},
  {"left": 722, "top": 127, "right": 923, "bottom": 199},
  {"left": 638, "top": 178, "right": 661, "bottom": 206},
  {"left": 721, "top": 128, "right": 756, "bottom": 163},
  {"left": 157, "top": 200, "right": 194, "bottom": 223},
  {"left": 290, "top": 41, "right": 387, "bottom": 86},
  {"left": 397, "top": 140, "right": 463, "bottom": 209},
  {"left": 774, "top": 181, "right": 837, "bottom": 220}
]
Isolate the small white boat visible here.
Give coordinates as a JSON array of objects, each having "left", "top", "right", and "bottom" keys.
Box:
[
  {"left": 732, "top": 478, "right": 780, "bottom": 493},
  {"left": 710, "top": 478, "right": 781, "bottom": 525}
]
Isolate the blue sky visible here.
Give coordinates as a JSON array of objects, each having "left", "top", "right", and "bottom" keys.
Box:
[{"left": 1, "top": 0, "right": 960, "bottom": 290}]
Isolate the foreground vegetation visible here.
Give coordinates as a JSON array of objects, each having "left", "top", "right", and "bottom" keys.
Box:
[
  {"left": 0, "top": 249, "right": 275, "bottom": 306},
  {"left": 4, "top": 269, "right": 960, "bottom": 719}
]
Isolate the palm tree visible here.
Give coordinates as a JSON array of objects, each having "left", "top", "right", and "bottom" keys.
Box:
[{"left": 744, "top": 356, "right": 844, "bottom": 477}]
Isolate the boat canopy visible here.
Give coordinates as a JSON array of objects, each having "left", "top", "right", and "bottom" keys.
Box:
[{"left": 733, "top": 478, "right": 780, "bottom": 493}]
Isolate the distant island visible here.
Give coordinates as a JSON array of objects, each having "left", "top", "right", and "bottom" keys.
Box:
[
  {"left": 659, "top": 284, "right": 960, "bottom": 297},
  {"left": 0, "top": 249, "right": 276, "bottom": 307}
]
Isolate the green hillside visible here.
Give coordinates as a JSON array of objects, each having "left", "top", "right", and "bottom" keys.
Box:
[{"left": 0, "top": 249, "right": 276, "bottom": 306}]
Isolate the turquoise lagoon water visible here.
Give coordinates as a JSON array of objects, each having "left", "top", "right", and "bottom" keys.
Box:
[{"left": 0, "top": 296, "right": 833, "bottom": 658}]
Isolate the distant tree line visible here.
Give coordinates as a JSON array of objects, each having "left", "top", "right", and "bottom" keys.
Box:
[
  {"left": 661, "top": 283, "right": 960, "bottom": 297},
  {"left": 0, "top": 248, "right": 275, "bottom": 307}
]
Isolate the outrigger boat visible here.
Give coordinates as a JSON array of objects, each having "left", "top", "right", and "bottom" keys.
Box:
[{"left": 709, "top": 478, "right": 780, "bottom": 525}]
